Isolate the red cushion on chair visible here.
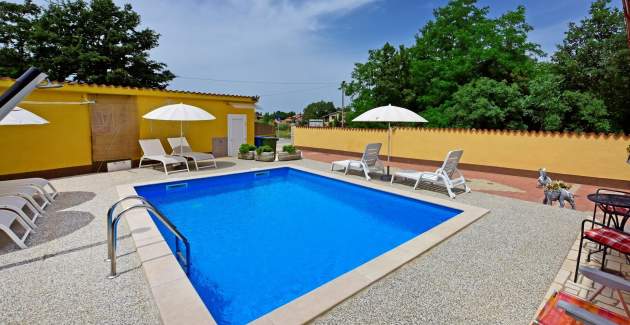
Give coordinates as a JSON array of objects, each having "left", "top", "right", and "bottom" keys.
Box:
[
  {"left": 585, "top": 227, "right": 630, "bottom": 254},
  {"left": 602, "top": 206, "right": 630, "bottom": 215}
]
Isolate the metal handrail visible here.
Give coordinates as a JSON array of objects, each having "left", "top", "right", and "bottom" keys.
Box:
[{"left": 106, "top": 195, "right": 190, "bottom": 279}]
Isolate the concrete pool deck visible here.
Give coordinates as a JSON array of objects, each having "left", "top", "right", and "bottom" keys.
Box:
[{"left": 0, "top": 157, "right": 586, "bottom": 324}]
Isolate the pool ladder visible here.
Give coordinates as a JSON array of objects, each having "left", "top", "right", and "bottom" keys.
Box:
[{"left": 106, "top": 195, "right": 190, "bottom": 279}]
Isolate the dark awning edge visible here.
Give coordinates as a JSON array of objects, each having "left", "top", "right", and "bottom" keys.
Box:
[{"left": 0, "top": 67, "right": 47, "bottom": 122}]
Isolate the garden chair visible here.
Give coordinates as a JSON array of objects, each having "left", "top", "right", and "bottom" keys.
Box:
[
  {"left": 0, "top": 196, "right": 42, "bottom": 229},
  {"left": 0, "top": 185, "right": 50, "bottom": 213},
  {"left": 535, "top": 291, "right": 630, "bottom": 324},
  {"left": 167, "top": 137, "right": 217, "bottom": 170},
  {"left": 391, "top": 149, "right": 470, "bottom": 198},
  {"left": 578, "top": 266, "right": 630, "bottom": 318},
  {"left": 139, "top": 139, "right": 190, "bottom": 175},
  {"left": 574, "top": 219, "right": 630, "bottom": 283},
  {"left": 0, "top": 209, "right": 32, "bottom": 249},
  {"left": 0, "top": 177, "right": 58, "bottom": 201},
  {"left": 331, "top": 143, "right": 384, "bottom": 181}
]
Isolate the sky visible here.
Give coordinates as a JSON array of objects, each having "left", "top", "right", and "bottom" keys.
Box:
[{"left": 14, "top": 0, "right": 624, "bottom": 112}]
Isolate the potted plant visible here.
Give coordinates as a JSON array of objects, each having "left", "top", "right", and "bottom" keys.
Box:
[
  {"left": 278, "top": 145, "right": 302, "bottom": 161},
  {"left": 238, "top": 144, "right": 256, "bottom": 160},
  {"left": 543, "top": 180, "right": 576, "bottom": 209},
  {"left": 255, "top": 145, "right": 275, "bottom": 162}
]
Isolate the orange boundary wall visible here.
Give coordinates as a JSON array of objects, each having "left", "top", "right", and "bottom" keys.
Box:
[{"left": 293, "top": 126, "right": 630, "bottom": 183}]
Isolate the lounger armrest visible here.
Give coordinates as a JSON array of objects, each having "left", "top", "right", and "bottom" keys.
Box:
[{"left": 556, "top": 301, "right": 616, "bottom": 325}]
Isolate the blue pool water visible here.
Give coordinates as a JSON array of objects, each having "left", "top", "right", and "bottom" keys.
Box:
[{"left": 135, "top": 167, "right": 461, "bottom": 324}]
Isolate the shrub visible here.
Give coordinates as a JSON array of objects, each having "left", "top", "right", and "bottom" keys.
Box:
[
  {"left": 239, "top": 144, "right": 255, "bottom": 154},
  {"left": 278, "top": 123, "right": 290, "bottom": 131},
  {"left": 282, "top": 145, "right": 297, "bottom": 154},
  {"left": 256, "top": 145, "right": 273, "bottom": 155}
]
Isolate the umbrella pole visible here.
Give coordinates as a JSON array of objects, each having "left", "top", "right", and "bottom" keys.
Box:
[
  {"left": 180, "top": 120, "right": 184, "bottom": 154},
  {"left": 388, "top": 122, "right": 391, "bottom": 163}
]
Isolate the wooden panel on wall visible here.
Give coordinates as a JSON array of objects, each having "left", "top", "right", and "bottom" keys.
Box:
[
  {"left": 89, "top": 94, "right": 139, "bottom": 162},
  {"left": 255, "top": 122, "right": 275, "bottom": 136}
]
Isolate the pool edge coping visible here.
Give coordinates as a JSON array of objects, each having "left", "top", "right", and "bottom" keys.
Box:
[{"left": 117, "top": 164, "right": 489, "bottom": 325}]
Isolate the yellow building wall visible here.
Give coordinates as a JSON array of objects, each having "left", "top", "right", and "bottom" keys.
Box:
[
  {"left": 294, "top": 127, "right": 630, "bottom": 182},
  {"left": 0, "top": 79, "right": 256, "bottom": 176},
  {"left": 136, "top": 96, "right": 255, "bottom": 157},
  {"left": 0, "top": 88, "right": 92, "bottom": 175}
]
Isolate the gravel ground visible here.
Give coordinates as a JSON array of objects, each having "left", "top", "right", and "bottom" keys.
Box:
[
  {"left": 0, "top": 158, "right": 585, "bottom": 324},
  {"left": 309, "top": 161, "right": 586, "bottom": 325}
]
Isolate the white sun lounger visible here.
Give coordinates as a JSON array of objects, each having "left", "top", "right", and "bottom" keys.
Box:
[
  {"left": 0, "top": 209, "right": 32, "bottom": 249},
  {"left": 331, "top": 143, "right": 385, "bottom": 181},
  {"left": 391, "top": 149, "right": 471, "bottom": 198},
  {"left": 0, "top": 185, "right": 49, "bottom": 213},
  {"left": 0, "top": 196, "right": 42, "bottom": 229},
  {"left": 167, "top": 137, "right": 217, "bottom": 170},
  {"left": 1, "top": 178, "right": 58, "bottom": 201},
  {"left": 139, "top": 139, "right": 190, "bottom": 175}
]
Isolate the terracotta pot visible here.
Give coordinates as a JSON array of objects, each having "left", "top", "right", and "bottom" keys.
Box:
[
  {"left": 238, "top": 151, "right": 255, "bottom": 160},
  {"left": 278, "top": 151, "right": 302, "bottom": 161}
]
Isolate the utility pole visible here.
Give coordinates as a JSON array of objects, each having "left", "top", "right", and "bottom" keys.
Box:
[{"left": 340, "top": 81, "right": 346, "bottom": 127}]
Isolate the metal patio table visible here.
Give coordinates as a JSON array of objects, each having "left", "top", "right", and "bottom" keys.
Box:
[{"left": 587, "top": 189, "right": 630, "bottom": 231}]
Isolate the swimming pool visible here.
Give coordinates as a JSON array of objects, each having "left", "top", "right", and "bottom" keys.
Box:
[{"left": 135, "top": 167, "right": 463, "bottom": 324}]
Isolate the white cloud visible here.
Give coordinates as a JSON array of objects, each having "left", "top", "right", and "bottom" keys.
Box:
[
  {"left": 119, "top": 0, "right": 377, "bottom": 111},
  {"left": 528, "top": 19, "right": 571, "bottom": 60}
]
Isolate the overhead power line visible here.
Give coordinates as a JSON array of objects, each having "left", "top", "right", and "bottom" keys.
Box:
[
  {"left": 260, "top": 85, "right": 338, "bottom": 97},
  {"left": 174, "top": 75, "right": 340, "bottom": 85}
]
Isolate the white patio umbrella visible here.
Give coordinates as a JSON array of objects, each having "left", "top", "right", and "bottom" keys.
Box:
[
  {"left": 0, "top": 106, "right": 49, "bottom": 125},
  {"left": 142, "top": 103, "right": 216, "bottom": 153},
  {"left": 352, "top": 104, "right": 427, "bottom": 163}
]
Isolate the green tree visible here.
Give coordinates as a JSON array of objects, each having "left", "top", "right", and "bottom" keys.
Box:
[
  {"left": 0, "top": 0, "right": 174, "bottom": 88},
  {"left": 344, "top": 0, "right": 544, "bottom": 128},
  {"left": 552, "top": 0, "right": 630, "bottom": 132},
  {"left": 270, "top": 110, "right": 295, "bottom": 120},
  {"left": 434, "top": 78, "right": 526, "bottom": 130},
  {"left": 522, "top": 69, "right": 610, "bottom": 132},
  {"left": 434, "top": 73, "right": 610, "bottom": 132},
  {"left": 411, "top": 0, "right": 542, "bottom": 111},
  {"left": 0, "top": 0, "right": 40, "bottom": 77},
  {"left": 260, "top": 112, "right": 273, "bottom": 125},
  {"left": 302, "top": 101, "right": 336, "bottom": 121},
  {"left": 521, "top": 71, "right": 610, "bottom": 132},
  {"left": 344, "top": 43, "right": 415, "bottom": 118}
]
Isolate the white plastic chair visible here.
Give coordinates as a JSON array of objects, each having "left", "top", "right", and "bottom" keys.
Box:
[
  {"left": 0, "top": 196, "right": 42, "bottom": 229},
  {"left": 0, "top": 178, "right": 58, "bottom": 201},
  {"left": 391, "top": 149, "right": 471, "bottom": 198},
  {"left": 139, "top": 139, "right": 190, "bottom": 175},
  {"left": 331, "top": 143, "right": 385, "bottom": 181},
  {"left": 167, "top": 137, "right": 217, "bottom": 170},
  {"left": 0, "top": 185, "right": 50, "bottom": 213},
  {"left": 0, "top": 209, "right": 32, "bottom": 249}
]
